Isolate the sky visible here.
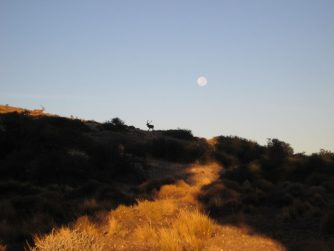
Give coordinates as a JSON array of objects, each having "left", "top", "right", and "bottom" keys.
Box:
[{"left": 0, "top": 0, "right": 333, "bottom": 153}]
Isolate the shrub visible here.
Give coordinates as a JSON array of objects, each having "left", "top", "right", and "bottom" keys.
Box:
[
  {"left": 213, "top": 136, "right": 264, "bottom": 164},
  {"left": 148, "top": 137, "right": 210, "bottom": 163},
  {"left": 101, "top": 117, "right": 127, "bottom": 132},
  {"left": 214, "top": 151, "right": 239, "bottom": 167},
  {"left": 161, "top": 129, "right": 194, "bottom": 140},
  {"left": 267, "top": 138, "right": 294, "bottom": 162}
]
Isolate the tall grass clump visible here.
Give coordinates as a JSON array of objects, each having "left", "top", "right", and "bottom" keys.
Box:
[{"left": 30, "top": 199, "right": 222, "bottom": 251}]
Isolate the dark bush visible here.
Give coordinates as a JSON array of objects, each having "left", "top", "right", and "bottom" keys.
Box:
[
  {"left": 148, "top": 137, "right": 210, "bottom": 163},
  {"left": 161, "top": 129, "right": 194, "bottom": 140},
  {"left": 101, "top": 117, "right": 128, "bottom": 132},
  {"left": 213, "top": 136, "right": 264, "bottom": 164},
  {"left": 267, "top": 138, "right": 294, "bottom": 162}
]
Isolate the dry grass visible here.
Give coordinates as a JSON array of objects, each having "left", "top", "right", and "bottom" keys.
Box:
[
  {"left": 0, "top": 105, "right": 28, "bottom": 114},
  {"left": 31, "top": 200, "right": 223, "bottom": 251},
  {"left": 30, "top": 163, "right": 285, "bottom": 251},
  {"left": 156, "top": 180, "right": 198, "bottom": 206}
]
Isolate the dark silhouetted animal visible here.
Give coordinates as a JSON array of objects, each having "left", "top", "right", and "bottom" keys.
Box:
[{"left": 146, "top": 121, "right": 154, "bottom": 131}]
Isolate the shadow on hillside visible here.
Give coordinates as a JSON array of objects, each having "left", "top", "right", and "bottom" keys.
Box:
[
  {"left": 0, "top": 112, "right": 203, "bottom": 251},
  {"left": 1, "top": 162, "right": 194, "bottom": 251},
  {"left": 3, "top": 111, "right": 333, "bottom": 250},
  {"left": 199, "top": 137, "right": 334, "bottom": 251}
]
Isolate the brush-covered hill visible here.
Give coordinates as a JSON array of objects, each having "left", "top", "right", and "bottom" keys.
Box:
[
  {"left": 0, "top": 105, "right": 28, "bottom": 114},
  {"left": 0, "top": 107, "right": 211, "bottom": 250},
  {"left": 0, "top": 105, "right": 333, "bottom": 251}
]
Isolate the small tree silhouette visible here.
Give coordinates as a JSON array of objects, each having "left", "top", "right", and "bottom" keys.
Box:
[
  {"left": 267, "top": 138, "right": 293, "bottom": 162},
  {"left": 103, "top": 117, "right": 127, "bottom": 131}
]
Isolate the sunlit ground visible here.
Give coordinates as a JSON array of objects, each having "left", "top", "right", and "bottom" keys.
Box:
[{"left": 29, "top": 162, "right": 285, "bottom": 251}]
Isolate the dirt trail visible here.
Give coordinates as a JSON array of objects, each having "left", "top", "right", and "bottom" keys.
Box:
[
  {"left": 155, "top": 162, "right": 286, "bottom": 251},
  {"left": 156, "top": 162, "right": 221, "bottom": 207},
  {"left": 31, "top": 162, "right": 286, "bottom": 251}
]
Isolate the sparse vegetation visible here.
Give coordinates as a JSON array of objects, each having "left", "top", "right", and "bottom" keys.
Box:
[
  {"left": 200, "top": 136, "right": 334, "bottom": 250},
  {"left": 0, "top": 109, "right": 211, "bottom": 250},
  {"left": 0, "top": 106, "right": 333, "bottom": 250},
  {"left": 160, "top": 129, "right": 194, "bottom": 140},
  {"left": 30, "top": 163, "right": 284, "bottom": 251}
]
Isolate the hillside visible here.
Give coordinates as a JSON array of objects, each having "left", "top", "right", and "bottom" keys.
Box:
[
  {"left": 0, "top": 105, "right": 28, "bottom": 114},
  {"left": 0, "top": 106, "right": 333, "bottom": 251}
]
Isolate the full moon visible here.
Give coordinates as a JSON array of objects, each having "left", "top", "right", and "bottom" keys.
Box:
[{"left": 197, "top": 76, "right": 208, "bottom": 87}]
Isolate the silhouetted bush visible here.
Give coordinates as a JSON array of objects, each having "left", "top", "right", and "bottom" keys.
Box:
[
  {"left": 213, "top": 136, "right": 265, "bottom": 164},
  {"left": 101, "top": 117, "right": 128, "bottom": 132},
  {"left": 214, "top": 151, "right": 239, "bottom": 167},
  {"left": 267, "top": 138, "right": 293, "bottom": 162},
  {"left": 160, "top": 129, "right": 194, "bottom": 140},
  {"left": 148, "top": 137, "right": 211, "bottom": 163}
]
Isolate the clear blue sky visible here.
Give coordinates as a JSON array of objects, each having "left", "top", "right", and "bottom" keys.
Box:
[{"left": 1, "top": 0, "right": 333, "bottom": 153}]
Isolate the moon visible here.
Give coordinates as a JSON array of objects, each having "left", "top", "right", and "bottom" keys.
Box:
[{"left": 197, "top": 76, "right": 208, "bottom": 87}]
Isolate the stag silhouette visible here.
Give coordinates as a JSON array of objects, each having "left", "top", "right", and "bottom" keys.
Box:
[{"left": 146, "top": 121, "right": 154, "bottom": 131}]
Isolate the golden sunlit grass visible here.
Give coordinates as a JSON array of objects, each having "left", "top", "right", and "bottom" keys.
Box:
[
  {"left": 31, "top": 201, "right": 222, "bottom": 251},
  {"left": 0, "top": 105, "right": 27, "bottom": 114},
  {"left": 0, "top": 105, "right": 48, "bottom": 116},
  {"left": 156, "top": 180, "right": 198, "bottom": 206},
  {"left": 30, "top": 163, "right": 285, "bottom": 251}
]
